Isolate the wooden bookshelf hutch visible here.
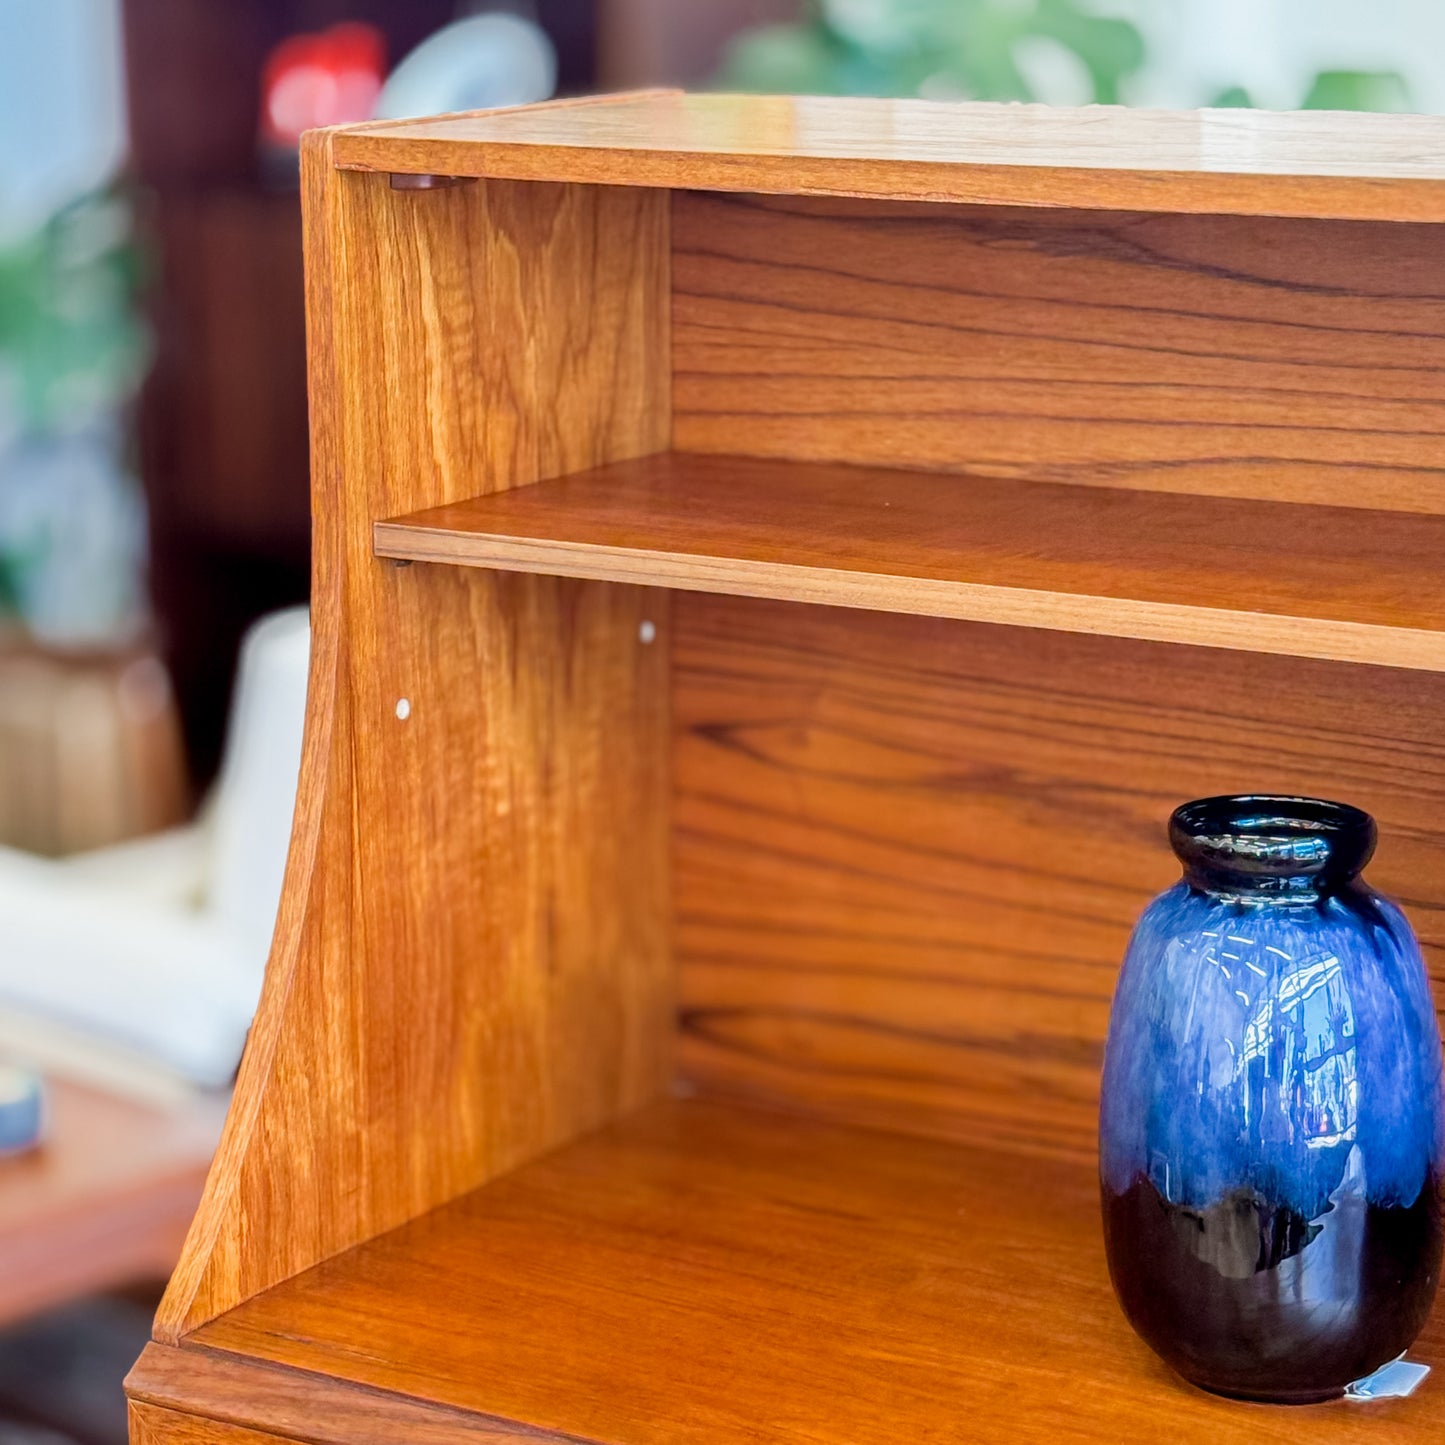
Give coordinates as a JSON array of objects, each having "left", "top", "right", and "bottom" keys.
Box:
[{"left": 127, "top": 92, "right": 1445, "bottom": 1443}]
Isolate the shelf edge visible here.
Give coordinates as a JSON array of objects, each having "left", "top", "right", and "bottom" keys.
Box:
[
  {"left": 372, "top": 522, "right": 1445, "bottom": 673},
  {"left": 332, "top": 138, "right": 1445, "bottom": 223},
  {"left": 128, "top": 1341, "right": 578, "bottom": 1445}
]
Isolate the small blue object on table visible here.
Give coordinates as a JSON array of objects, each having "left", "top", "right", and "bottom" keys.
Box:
[{"left": 0, "top": 1065, "right": 45, "bottom": 1156}]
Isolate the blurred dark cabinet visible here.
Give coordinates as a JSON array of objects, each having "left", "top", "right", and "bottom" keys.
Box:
[
  {"left": 125, "top": 0, "right": 599, "bottom": 187},
  {"left": 139, "top": 191, "right": 309, "bottom": 557},
  {"left": 598, "top": 0, "right": 794, "bottom": 89},
  {"left": 121, "top": 0, "right": 597, "bottom": 780}
]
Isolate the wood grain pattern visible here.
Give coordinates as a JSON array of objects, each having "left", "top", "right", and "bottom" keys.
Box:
[
  {"left": 128, "top": 1345, "right": 545, "bottom": 1443},
  {"left": 0, "top": 1082, "right": 222, "bottom": 1328},
  {"left": 150, "top": 134, "right": 673, "bottom": 1341},
  {"left": 675, "top": 595, "right": 1445, "bottom": 1159},
  {"left": 674, "top": 192, "right": 1445, "bottom": 514},
  {"left": 190, "top": 1098, "right": 1445, "bottom": 1444},
  {"left": 334, "top": 92, "right": 1445, "bottom": 223},
  {"left": 376, "top": 450, "right": 1445, "bottom": 671},
  {"left": 130, "top": 1402, "right": 290, "bottom": 1445}
]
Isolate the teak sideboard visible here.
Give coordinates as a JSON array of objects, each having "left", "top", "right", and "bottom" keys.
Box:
[{"left": 127, "top": 93, "right": 1445, "bottom": 1443}]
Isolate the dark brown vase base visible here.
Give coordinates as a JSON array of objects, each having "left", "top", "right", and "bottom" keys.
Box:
[
  {"left": 1196, "top": 1381, "right": 1344, "bottom": 1406},
  {"left": 1103, "top": 1171, "right": 1443, "bottom": 1403}
]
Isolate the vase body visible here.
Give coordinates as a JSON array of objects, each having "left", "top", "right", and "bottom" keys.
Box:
[{"left": 1100, "top": 796, "right": 1445, "bottom": 1402}]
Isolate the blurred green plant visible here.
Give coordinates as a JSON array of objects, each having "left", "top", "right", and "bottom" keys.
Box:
[
  {"left": 1213, "top": 71, "right": 1413, "bottom": 112},
  {"left": 723, "top": 2, "right": 1415, "bottom": 116},
  {"left": 719, "top": 0, "right": 1145, "bottom": 104},
  {"left": 0, "top": 187, "right": 149, "bottom": 639},
  {"left": 0, "top": 186, "right": 147, "bottom": 440}
]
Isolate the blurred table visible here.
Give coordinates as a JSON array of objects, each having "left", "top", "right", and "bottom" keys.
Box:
[{"left": 0, "top": 1080, "right": 225, "bottom": 1327}]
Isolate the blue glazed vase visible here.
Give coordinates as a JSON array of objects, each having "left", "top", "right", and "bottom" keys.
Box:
[{"left": 1100, "top": 796, "right": 1445, "bottom": 1402}]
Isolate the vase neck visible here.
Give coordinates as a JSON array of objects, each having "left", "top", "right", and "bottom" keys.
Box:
[{"left": 1169, "top": 795, "right": 1375, "bottom": 902}]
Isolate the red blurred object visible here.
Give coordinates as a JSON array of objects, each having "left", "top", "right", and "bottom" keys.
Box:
[{"left": 260, "top": 22, "right": 386, "bottom": 148}]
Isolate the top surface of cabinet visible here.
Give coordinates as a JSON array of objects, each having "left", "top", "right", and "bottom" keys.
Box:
[{"left": 332, "top": 91, "right": 1445, "bottom": 221}]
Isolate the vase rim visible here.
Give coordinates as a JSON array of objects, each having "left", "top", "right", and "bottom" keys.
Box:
[{"left": 1168, "top": 794, "right": 1376, "bottom": 896}]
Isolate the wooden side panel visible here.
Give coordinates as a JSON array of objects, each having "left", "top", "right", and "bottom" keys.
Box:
[
  {"left": 673, "top": 193, "right": 1445, "bottom": 513},
  {"left": 152, "top": 142, "right": 672, "bottom": 1339},
  {"left": 674, "top": 595, "right": 1445, "bottom": 1160}
]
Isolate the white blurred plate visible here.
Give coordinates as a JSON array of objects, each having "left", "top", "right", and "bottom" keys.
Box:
[{"left": 376, "top": 14, "right": 557, "bottom": 121}]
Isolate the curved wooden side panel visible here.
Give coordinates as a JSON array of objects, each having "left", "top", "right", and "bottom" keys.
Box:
[{"left": 154, "top": 133, "right": 672, "bottom": 1339}]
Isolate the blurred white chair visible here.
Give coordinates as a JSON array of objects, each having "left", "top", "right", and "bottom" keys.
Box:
[{"left": 0, "top": 607, "right": 309, "bottom": 1092}]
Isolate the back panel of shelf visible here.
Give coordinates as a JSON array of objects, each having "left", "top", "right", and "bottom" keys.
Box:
[
  {"left": 672, "top": 597, "right": 1445, "bottom": 1159},
  {"left": 672, "top": 191, "right": 1445, "bottom": 514},
  {"left": 664, "top": 187, "right": 1445, "bottom": 1155}
]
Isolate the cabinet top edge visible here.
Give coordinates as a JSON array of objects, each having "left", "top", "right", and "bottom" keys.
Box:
[{"left": 324, "top": 91, "right": 1445, "bottom": 222}]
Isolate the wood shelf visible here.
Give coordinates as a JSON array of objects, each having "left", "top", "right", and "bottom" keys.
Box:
[
  {"left": 336, "top": 91, "right": 1445, "bottom": 223},
  {"left": 130, "top": 1100, "right": 1445, "bottom": 1444},
  {"left": 375, "top": 451, "right": 1445, "bottom": 671}
]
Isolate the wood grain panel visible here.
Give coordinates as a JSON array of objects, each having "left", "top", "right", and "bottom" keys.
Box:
[
  {"left": 376, "top": 450, "right": 1445, "bottom": 671},
  {"left": 674, "top": 192, "right": 1445, "bottom": 513},
  {"left": 128, "top": 1344, "right": 542, "bottom": 1443},
  {"left": 151, "top": 138, "right": 673, "bottom": 1341},
  {"left": 674, "top": 594, "right": 1445, "bottom": 1159},
  {"left": 336, "top": 92, "right": 1445, "bottom": 223},
  {"left": 191, "top": 1098, "right": 1445, "bottom": 1444},
  {"left": 130, "top": 1401, "right": 289, "bottom": 1445}
]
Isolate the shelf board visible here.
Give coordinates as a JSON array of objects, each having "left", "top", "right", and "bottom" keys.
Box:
[
  {"left": 142, "top": 1099, "right": 1444, "bottom": 1443},
  {"left": 374, "top": 451, "right": 1445, "bottom": 672},
  {"left": 334, "top": 92, "right": 1445, "bottom": 223}
]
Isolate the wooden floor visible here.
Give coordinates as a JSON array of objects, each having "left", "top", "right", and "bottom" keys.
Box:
[
  {"left": 137, "top": 1098, "right": 1445, "bottom": 1444},
  {"left": 374, "top": 451, "right": 1445, "bottom": 672}
]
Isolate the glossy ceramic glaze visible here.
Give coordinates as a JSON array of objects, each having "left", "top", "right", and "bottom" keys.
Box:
[{"left": 1100, "top": 796, "right": 1445, "bottom": 1402}]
